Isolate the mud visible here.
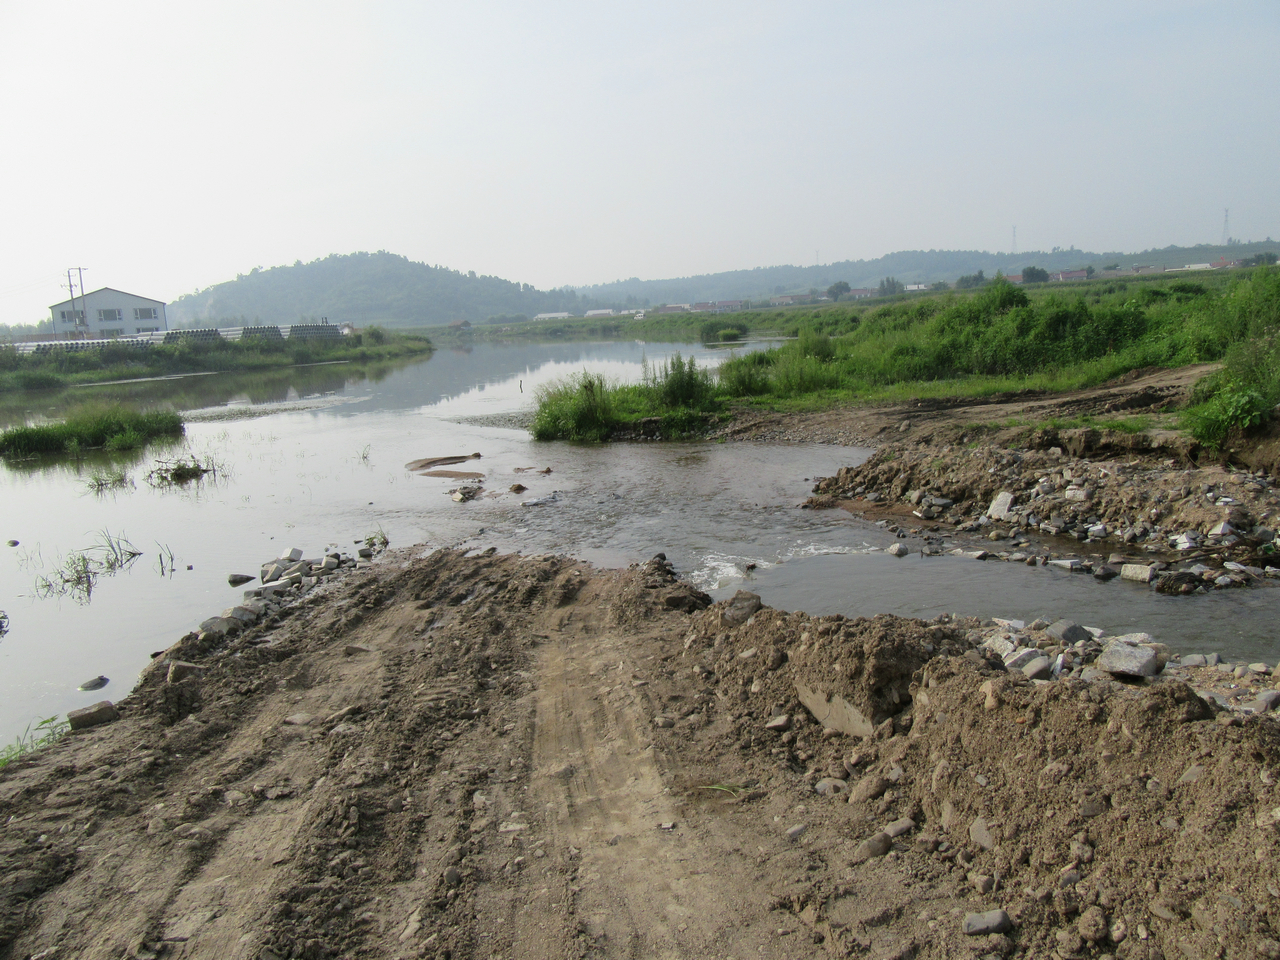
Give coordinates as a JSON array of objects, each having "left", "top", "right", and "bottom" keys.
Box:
[{"left": 3, "top": 550, "right": 1280, "bottom": 959}]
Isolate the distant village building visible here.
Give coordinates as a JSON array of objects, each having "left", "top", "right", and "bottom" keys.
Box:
[
  {"left": 847, "top": 289, "right": 875, "bottom": 299},
  {"left": 659, "top": 304, "right": 691, "bottom": 313},
  {"left": 49, "top": 287, "right": 167, "bottom": 338},
  {"left": 448, "top": 319, "right": 472, "bottom": 329},
  {"left": 1004, "top": 275, "right": 1024, "bottom": 285},
  {"left": 769, "top": 295, "right": 804, "bottom": 306},
  {"left": 584, "top": 309, "right": 616, "bottom": 318},
  {"left": 715, "top": 300, "right": 744, "bottom": 312},
  {"left": 1054, "top": 270, "right": 1089, "bottom": 281},
  {"left": 904, "top": 284, "right": 929, "bottom": 292},
  {"left": 533, "top": 312, "right": 572, "bottom": 321},
  {"left": 688, "top": 302, "right": 717, "bottom": 313}
]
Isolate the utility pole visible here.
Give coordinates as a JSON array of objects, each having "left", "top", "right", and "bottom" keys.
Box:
[
  {"left": 75, "top": 267, "right": 88, "bottom": 336},
  {"left": 1222, "top": 209, "right": 1230, "bottom": 247},
  {"left": 65, "top": 267, "right": 88, "bottom": 337},
  {"left": 1012, "top": 226, "right": 1017, "bottom": 257}
]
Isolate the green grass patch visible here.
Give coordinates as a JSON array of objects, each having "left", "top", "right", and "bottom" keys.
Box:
[
  {"left": 0, "top": 715, "right": 69, "bottom": 771},
  {"left": 0, "top": 403, "right": 184, "bottom": 458}
]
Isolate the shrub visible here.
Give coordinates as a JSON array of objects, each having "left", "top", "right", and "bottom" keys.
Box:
[
  {"left": 644, "top": 353, "right": 717, "bottom": 410},
  {"left": 1184, "top": 383, "right": 1269, "bottom": 447},
  {"left": 796, "top": 326, "right": 835, "bottom": 361},
  {"left": 531, "top": 372, "right": 616, "bottom": 441}
]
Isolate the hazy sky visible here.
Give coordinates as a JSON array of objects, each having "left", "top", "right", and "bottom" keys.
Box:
[{"left": 1, "top": 0, "right": 1277, "bottom": 322}]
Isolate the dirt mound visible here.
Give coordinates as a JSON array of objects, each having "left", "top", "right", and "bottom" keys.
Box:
[{"left": 681, "top": 589, "right": 1280, "bottom": 958}]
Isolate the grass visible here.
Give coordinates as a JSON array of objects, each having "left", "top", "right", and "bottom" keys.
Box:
[
  {"left": 0, "top": 403, "right": 184, "bottom": 458},
  {"left": 529, "top": 267, "right": 1280, "bottom": 445},
  {"left": 531, "top": 354, "right": 720, "bottom": 441},
  {"left": 33, "top": 530, "right": 143, "bottom": 603},
  {"left": 85, "top": 467, "right": 134, "bottom": 493},
  {"left": 0, "top": 715, "right": 69, "bottom": 771},
  {"left": 146, "top": 456, "right": 216, "bottom": 486}
]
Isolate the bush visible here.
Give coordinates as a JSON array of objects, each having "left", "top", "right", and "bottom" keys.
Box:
[
  {"left": 1184, "top": 383, "right": 1269, "bottom": 447},
  {"left": 644, "top": 353, "right": 717, "bottom": 410},
  {"left": 530, "top": 372, "right": 616, "bottom": 441},
  {"left": 796, "top": 326, "right": 835, "bottom": 361}
]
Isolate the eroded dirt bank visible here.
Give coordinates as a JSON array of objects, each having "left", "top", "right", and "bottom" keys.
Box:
[{"left": 3, "top": 550, "right": 1280, "bottom": 960}]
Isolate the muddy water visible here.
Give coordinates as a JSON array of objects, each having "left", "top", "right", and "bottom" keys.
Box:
[{"left": 1, "top": 338, "right": 1276, "bottom": 741}]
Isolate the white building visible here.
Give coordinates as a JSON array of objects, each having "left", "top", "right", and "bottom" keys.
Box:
[
  {"left": 533, "top": 312, "right": 572, "bottom": 321},
  {"left": 49, "top": 287, "right": 168, "bottom": 338},
  {"left": 584, "top": 309, "right": 616, "bottom": 318}
]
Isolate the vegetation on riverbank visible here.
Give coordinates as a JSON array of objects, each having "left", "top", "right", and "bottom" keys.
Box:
[
  {"left": 530, "top": 267, "right": 1280, "bottom": 446},
  {"left": 0, "top": 328, "right": 432, "bottom": 393},
  {"left": 0, "top": 404, "right": 184, "bottom": 457}
]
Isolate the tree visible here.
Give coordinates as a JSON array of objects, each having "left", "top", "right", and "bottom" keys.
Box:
[
  {"left": 955, "top": 270, "right": 987, "bottom": 290},
  {"left": 827, "top": 281, "right": 851, "bottom": 301},
  {"left": 930, "top": 281, "right": 950, "bottom": 291},
  {"left": 877, "top": 277, "right": 904, "bottom": 297},
  {"left": 1085, "top": 265, "right": 1096, "bottom": 278},
  {"left": 1022, "top": 266, "right": 1050, "bottom": 284}
]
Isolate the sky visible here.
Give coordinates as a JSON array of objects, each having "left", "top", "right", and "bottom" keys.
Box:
[{"left": 1, "top": 0, "right": 1277, "bottom": 323}]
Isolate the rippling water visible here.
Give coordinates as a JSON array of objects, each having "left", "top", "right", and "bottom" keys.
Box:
[{"left": 1, "top": 337, "right": 1276, "bottom": 740}]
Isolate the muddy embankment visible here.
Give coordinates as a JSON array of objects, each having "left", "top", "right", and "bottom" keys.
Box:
[{"left": 3, "top": 548, "right": 1280, "bottom": 959}]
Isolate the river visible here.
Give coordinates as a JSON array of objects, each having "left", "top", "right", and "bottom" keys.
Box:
[{"left": 1, "top": 337, "right": 1275, "bottom": 741}]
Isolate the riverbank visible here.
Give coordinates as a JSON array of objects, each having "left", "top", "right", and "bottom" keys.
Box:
[
  {"left": 0, "top": 329, "right": 433, "bottom": 394},
  {"left": 2, "top": 547, "right": 1278, "bottom": 958}
]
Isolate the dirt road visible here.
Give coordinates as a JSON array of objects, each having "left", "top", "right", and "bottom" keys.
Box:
[{"left": 3, "top": 546, "right": 1280, "bottom": 960}]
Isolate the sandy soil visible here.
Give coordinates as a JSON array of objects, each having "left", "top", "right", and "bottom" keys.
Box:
[{"left": 3, "top": 547, "right": 1280, "bottom": 960}]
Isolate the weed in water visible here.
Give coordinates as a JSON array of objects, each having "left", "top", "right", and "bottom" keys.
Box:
[
  {"left": 364, "top": 526, "right": 390, "bottom": 549},
  {"left": 0, "top": 610, "right": 8, "bottom": 638},
  {"left": 0, "top": 715, "right": 70, "bottom": 770},
  {"left": 156, "top": 542, "right": 176, "bottom": 577},
  {"left": 85, "top": 468, "right": 134, "bottom": 494},
  {"left": 147, "top": 456, "right": 216, "bottom": 486}
]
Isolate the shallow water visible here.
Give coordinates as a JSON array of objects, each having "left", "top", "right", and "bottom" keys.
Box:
[{"left": 1, "top": 338, "right": 1277, "bottom": 741}]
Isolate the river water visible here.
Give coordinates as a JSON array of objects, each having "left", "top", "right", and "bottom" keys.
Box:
[{"left": 1, "top": 338, "right": 1277, "bottom": 741}]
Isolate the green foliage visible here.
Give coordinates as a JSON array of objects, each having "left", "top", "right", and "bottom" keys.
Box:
[
  {"left": 699, "top": 320, "right": 748, "bottom": 343},
  {"left": 955, "top": 270, "right": 987, "bottom": 290},
  {"left": 878, "top": 277, "right": 905, "bottom": 297},
  {"left": 531, "top": 372, "right": 617, "bottom": 441},
  {"left": 796, "top": 326, "right": 835, "bottom": 361},
  {"left": 827, "top": 281, "right": 851, "bottom": 301},
  {"left": 0, "top": 715, "right": 69, "bottom": 771},
  {"left": 717, "top": 266, "right": 1280, "bottom": 404},
  {"left": 1022, "top": 266, "right": 1050, "bottom": 283},
  {"left": 644, "top": 353, "right": 717, "bottom": 410},
  {"left": 1184, "top": 383, "right": 1268, "bottom": 447},
  {"left": 0, "top": 404, "right": 184, "bottom": 458}
]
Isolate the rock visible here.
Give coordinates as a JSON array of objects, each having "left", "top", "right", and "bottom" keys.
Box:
[
  {"left": 78, "top": 675, "right": 109, "bottom": 691},
  {"left": 1180, "top": 653, "right": 1208, "bottom": 667},
  {"left": 1250, "top": 662, "right": 1273, "bottom": 675},
  {"left": 962, "top": 909, "right": 1011, "bottom": 936},
  {"left": 443, "top": 866, "right": 462, "bottom": 887},
  {"left": 1022, "top": 656, "right": 1053, "bottom": 680},
  {"left": 764, "top": 714, "right": 791, "bottom": 732},
  {"left": 1047, "top": 559, "right": 1083, "bottom": 571},
  {"left": 886, "top": 543, "right": 909, "bottom": 557},
  {"left": 969, "top": 816, "right": 996, "bottom": 850},
  {"left": 1004, "top": 649, "right": 1040, "bottom": 671},
  {"left": 5, "top": 540, "right": 17, "bottom": 547},
  {"left": 850, "top": 776, "right": 890, "bottom": 803},
  {"left": 1047, "top": 620, "right": 1090, "bottom": 645},
  {"left": 852, "top": 831, "right": 892, "bottom": 861},
  {"left": 884, "top": 817, "right": 916, "bottom": 837},
  {"left": 1247, "top": 690, "right": 1280, "bottom": 712},
  {"left": 279, "top": 547, "right": 303, "bottom": 562},
  {"left": 1079, "top": 796, "right": 1108, "bottom": 817},
  {"left": 357, "top": 547, "right": 374, "bottom": 559},
  {"left": 814, "top": 777, "right": 848, "bottom": 797},
  {"left": 283, "top": 713, "right": 315, "bottom": 726},
  {"left": 1093, "top": 564, "right": 1119, "bottom": 581},
  {"left": 343, "top": 644, "right": 373, "bottom": 656},
  {"left": 653, "top": 716, "right": 675, "bottom": 728},
  {"left": 67, "top": 700, "right": 119, "bottom": 730},
  {"left": 1064, "top": 487, "right": 1091, "bottom": 502},
  {"left": 1080, "top": 906, "right": 1111, "bottom": 942},
  {"left": 166, "top": 661, "right": 205, "bottom": 683},
  {"left": 785, "top": 823, "right": 806, "bottom": 841},
  {"left": 720, "top": 590, "right": 762, "bottom": 626},
  {"left": 987, "top": 492, "right": 1015, "bottom": 520},
  {"left": 1096, "top": 640, "right": 1159, "bottom": 677}
]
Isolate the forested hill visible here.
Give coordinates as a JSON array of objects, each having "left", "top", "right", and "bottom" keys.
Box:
[
  {"left": 168, "top": 251, "right": 601, "bottom": 328},
  {"left": 576, "top": 241, "right": 1278, "bottom": 305}
]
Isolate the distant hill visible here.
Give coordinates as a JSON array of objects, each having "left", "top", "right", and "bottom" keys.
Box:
[
  {"left": 167, "top": 241, "right": 1279, "bottom": 329},
  {"left": 575, "top": 241, "right": 1279, "bottom": 305},
  {"left": 168, "top": 251, "right": 603, "bottom": 328}
]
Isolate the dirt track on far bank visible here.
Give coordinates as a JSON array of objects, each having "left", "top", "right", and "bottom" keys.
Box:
[
  {"left": 711, "top": 364, "right": 1219, "bottom": 448},
  {"left": 4, "top": 547, "right": 1280, "bottom": 960}
]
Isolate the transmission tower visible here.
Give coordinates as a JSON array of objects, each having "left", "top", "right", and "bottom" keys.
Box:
[
  {"left": 1222, "top": 209, "right": 1230, "bottom": 246},
  {"left": 1012, "top": 226, "right": 1017, "bottom": 256}
]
